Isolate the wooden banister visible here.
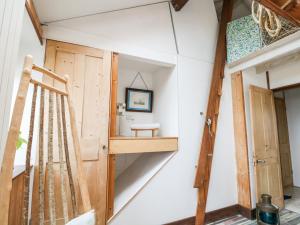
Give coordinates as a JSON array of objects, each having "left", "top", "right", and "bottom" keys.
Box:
[
  {"left": 0, "top": 56, "right": 92, "bottom": 225},
  {"left": 32, "top": 64, "right": 67, "bottom": 83},
  {"left": 64, "top": 75, "right": 92, "bottom": 211},
  {"left": 30, "top": 79, "right": 68, "bottom": 96},
  {"left": 0, "top": 55, "right": 33, "bottom": 225}
]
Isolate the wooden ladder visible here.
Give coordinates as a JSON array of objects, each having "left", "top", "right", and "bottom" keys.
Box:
[
  {"left": 194, "top": 0, "right": 233, "bottom": 224},
  {"left": 0, "top": 55, "right": 92, "bottom": 225}
]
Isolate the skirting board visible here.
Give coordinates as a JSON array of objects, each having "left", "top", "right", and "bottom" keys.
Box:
[{"left": 164, "top": 204, "right": 256, "bottom": 225}]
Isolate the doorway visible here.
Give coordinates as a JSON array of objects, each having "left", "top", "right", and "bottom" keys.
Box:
[
  {"left": 273, "top": 87, "right": 300, "bottom": 214},
  {"left": 249, "top": 84, "right": 300, "bottom": 213}
]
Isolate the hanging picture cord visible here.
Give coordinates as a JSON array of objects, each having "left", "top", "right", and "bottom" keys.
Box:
[{"left": 129, "top": 72, "right": 149, "bottom": 90}]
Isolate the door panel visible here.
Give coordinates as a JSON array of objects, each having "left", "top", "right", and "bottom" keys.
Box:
[
  {"left": 249, "top": 85, "right": 284, "bottom": 208},
  {"left": 275, "top": 97, "right": 293, "bottom": 195},
  {"left": 31, "top": 40, "right": 111, "bottom": 225}
]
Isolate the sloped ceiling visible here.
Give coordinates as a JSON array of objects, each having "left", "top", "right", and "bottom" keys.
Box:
[
  {"left": 45, "top": 3, "right": 177, "bottom": 55},
  {"left": 35, "top": 0, "right": 253, "bottom": 24},
  {"left": 33, "top": 0, "right": 167, "bottom": 23},
  {"left": 214, "top": 0, "right": 252, "bottom": 20}
]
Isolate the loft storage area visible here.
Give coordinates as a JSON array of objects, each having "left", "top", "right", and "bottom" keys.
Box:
[
  {"left": 214, "top": 0, "right": 300, "bottom": 65},
  {"left": 109, "top": 54, "right": 179, "bottom": 217},
  {"left": 226, "top": 14, "right": 299, "bottom": 64},
  {"left": 211, "top": 0, "right": 300, "bottom": 75}
]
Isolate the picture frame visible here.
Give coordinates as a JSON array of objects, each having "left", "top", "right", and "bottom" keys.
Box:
[{"left": 125, "top": 88, "right": 153, "bottom": 113}]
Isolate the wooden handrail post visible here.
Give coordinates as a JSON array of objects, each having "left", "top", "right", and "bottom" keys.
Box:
[
  {"left": 64, "top": 75, "right": 92, "bottom": 211},
  {"left": 0, "top": 55, "right": 33, "bottom": 225}
]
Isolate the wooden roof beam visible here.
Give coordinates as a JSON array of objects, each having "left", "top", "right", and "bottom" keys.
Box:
[
  {"left": 25, "top": 0, "right": 43, "bottom": 44},
  {"left": 171, "top": 0, "right": 190, "bottom": 11},
  {"left": 257, "top": 0, "right": 300, "bottom": 26}
]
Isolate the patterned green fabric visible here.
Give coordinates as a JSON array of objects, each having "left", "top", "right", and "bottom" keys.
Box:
[{"left": 226, "top": 15, "right": 264, "bottom": 63}]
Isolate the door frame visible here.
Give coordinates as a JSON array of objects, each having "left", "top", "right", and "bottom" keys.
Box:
[
  {"left": 107, "top": 52, "right": 119, "bottom": 220},
  {"left": 230, "top": 71, "right": 297, "bottom": 209},
  {"left": 231, "top": 71, "right": 252, "bottom": 209}
]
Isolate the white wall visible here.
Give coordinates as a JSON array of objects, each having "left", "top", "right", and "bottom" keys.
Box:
[
  {"left": 0, "top": 0, "right": 26, "bottom": 165},
  {"left": 44, "top": 0, "right": 238, "bottom": 224},
  {"left": 268, "top": 58, "right": 300, "bottom": 89},
  {"left": 285, "top": 88, "right": 300, "bottom": 187},
  {"left": 153, "top": 67, "right": 178, "bottom": 137},
  {"left": 114, "top": 152, "right": 174, "bottom": 217},
  {"left": 118, "top": 68, "right": 154, "bottom": 137}
]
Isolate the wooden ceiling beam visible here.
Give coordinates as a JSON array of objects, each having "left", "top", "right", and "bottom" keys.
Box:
[
  {"left": 171, "top": 0, "right": 190, "bottom": 11},
  {"left": 257, "top": 0, "right": 300, "bottom": 26},
  {"left": 25, "top": 0, "right": 43, "bottom": 44}
]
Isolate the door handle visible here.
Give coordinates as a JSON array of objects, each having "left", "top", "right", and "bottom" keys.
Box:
[{"left": 256, "top": 159, "right": 266, "bottom": 164}]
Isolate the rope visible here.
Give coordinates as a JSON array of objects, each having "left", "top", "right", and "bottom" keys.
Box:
[
  {"left": 48, "top": 91, "right": 56, "bottom": 225},
  {"left": 39, "top": 88, "right": 45, "bottom": 225},
  {"left": 22, "top": 84, "right": 38, "bottom": 225},
  {"left": 129, "top": 72, "right": 149, "bottom": 90},
  {"left": 55, "top": 93, "right": 69, "bottom": 223},
  {"left": 61, "top": 95, "right": 78, "bottom": 217},
  {"left": 252, "top": 0, "right": 282, "bottom": 37}
]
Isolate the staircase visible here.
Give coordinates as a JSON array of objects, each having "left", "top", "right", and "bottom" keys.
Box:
[{"left": 0, "top": 55, "right": 92, "bottom": 225}]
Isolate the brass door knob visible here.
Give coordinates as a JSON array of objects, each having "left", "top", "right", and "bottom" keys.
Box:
[{"left": 256, "top": 159, "right": 266, "bottom": 164}]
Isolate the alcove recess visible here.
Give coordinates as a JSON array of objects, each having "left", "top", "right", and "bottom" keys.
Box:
[{"left": 108, "top": 53, "right": 179, "bottom": 217}]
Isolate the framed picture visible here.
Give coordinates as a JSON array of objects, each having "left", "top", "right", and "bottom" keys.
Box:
[{"left": 125, "top": 88, "right": 153, "bottom": 113}]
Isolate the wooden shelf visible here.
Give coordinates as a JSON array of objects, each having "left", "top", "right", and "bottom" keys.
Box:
[{"left": 109, "top": 137, "right": 178, "bottom": 154}]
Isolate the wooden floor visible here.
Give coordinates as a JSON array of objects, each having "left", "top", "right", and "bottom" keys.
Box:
[
  {"left": 285, "top": 187, "right": 300, "bottom": 214},
  {"left": 207, "top": 209, "right": 300, "bottom": 225}
]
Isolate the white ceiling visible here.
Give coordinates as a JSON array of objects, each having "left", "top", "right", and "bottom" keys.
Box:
[
  {"left": 46, "top": 2, "right": 177, "bottom": 56},
  {"left": 214, "top": 0, "right": 252, "bottom": 20},
  {"left": 34, "top": 0, "right": 253, "bottom": 24},
  {"left": 119, "top": 54, "right": 170, "bottom": 73},
  {"left": 33, "top": 0, "right": 167, "bottom": 23}
]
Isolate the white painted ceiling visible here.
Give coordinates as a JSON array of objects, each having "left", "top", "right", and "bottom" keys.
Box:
[
  {"left": 119, "top": 55, "right": 168, "bottom": 73},
  {"left": 214, "top": 0, "right": 252, "bottom": 20},
  {"left": 33, "top": 0, "right": 167, "bottom": 23},
  {"left": 45, "top": 2, "right": 177, "bottom": 56},
  {"left": 34, "top": 0, "right": 254, "bottom": 24}
]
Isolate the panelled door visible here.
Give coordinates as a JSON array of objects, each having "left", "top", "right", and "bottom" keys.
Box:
[
  {"left": 274, "top": 97, "right": 293, "bottom": 195},
  {"left": 32, "top": 40, "right": 111, "bottom": 225},
  {"left": 249, "top": 85, "right": 284, "bottom": 208}
]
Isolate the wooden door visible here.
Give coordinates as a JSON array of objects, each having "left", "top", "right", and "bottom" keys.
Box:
[
  {"left": 249, "top": 85, "right": 284, "bottom": 208},
  {"left": 274, "top": 97, "right": 293, "bottom": 195},
  {"left": 31, "top": 40, "right": 111, "bottom": 225}
]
